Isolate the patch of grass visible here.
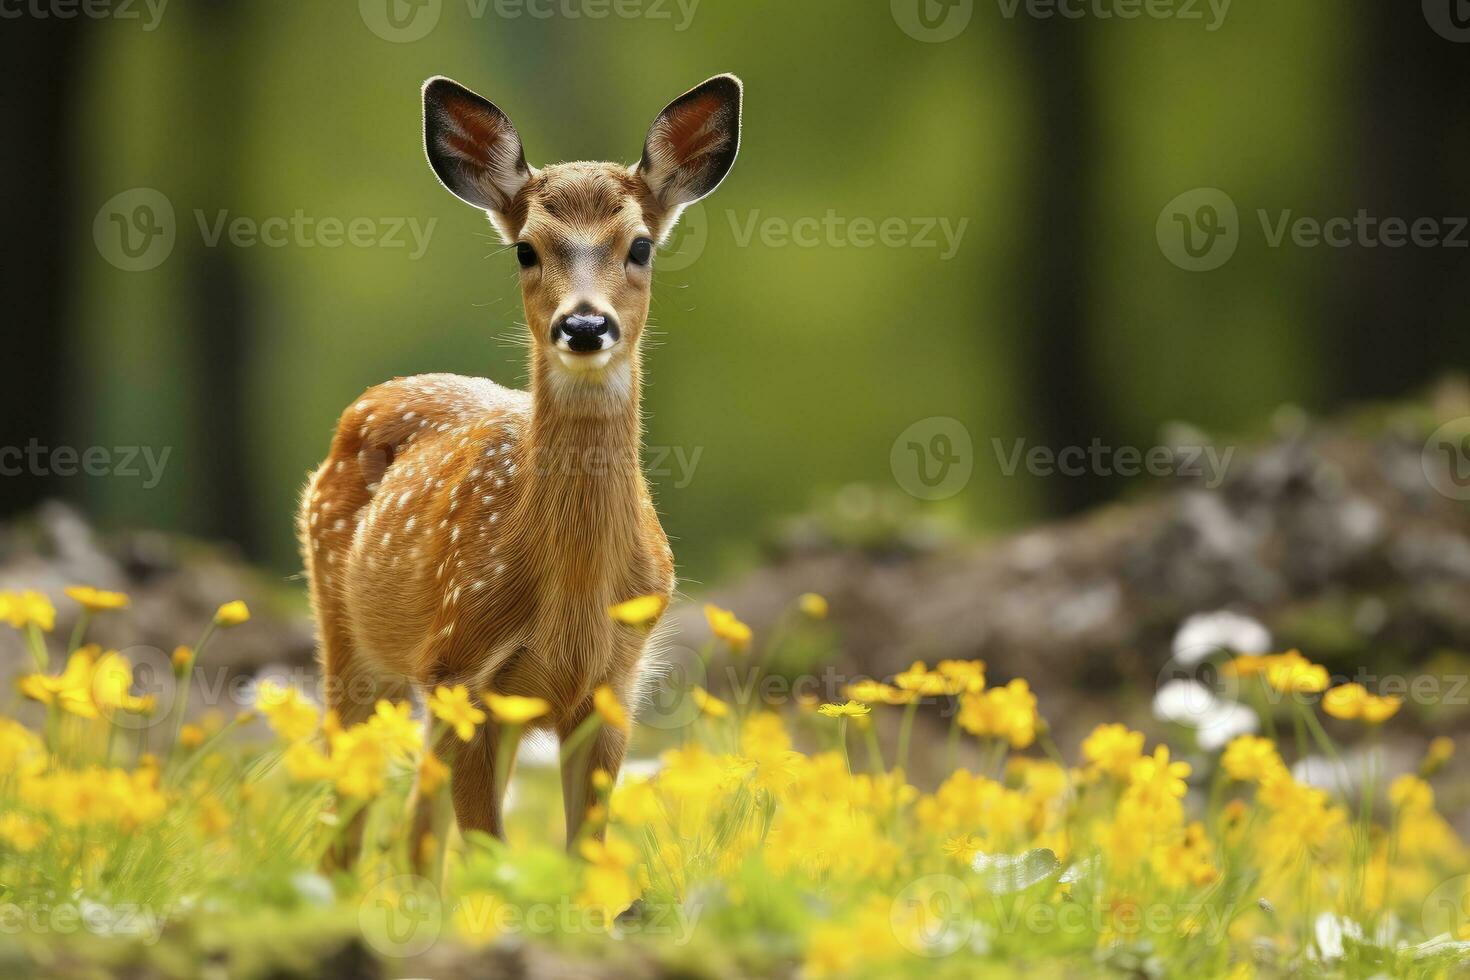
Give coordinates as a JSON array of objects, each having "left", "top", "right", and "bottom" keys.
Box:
[{"left": 0, "top": 588, "right": 1467, "bottom": 978}]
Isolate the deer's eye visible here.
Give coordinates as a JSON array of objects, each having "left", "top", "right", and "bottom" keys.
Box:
[
  {"left": 628, "top": 237, "right": 653, "bottom": 267},
  {"left": 516, "top": 242, "right": 538, "bottom": 268}
]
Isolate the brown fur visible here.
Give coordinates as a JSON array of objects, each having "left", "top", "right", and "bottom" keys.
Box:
[{"left": 299, "top": 75, "right": 738, "bottom": 853}]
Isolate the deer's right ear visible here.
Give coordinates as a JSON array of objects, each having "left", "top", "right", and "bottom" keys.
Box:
[
  {"left": 636, "top": 74, "right": 742, "bottom": 235},
  {"left": 423, "top": 77, "right": 531, "bottom": 219}
]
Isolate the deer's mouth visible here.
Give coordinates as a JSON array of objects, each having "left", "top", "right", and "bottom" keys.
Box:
[{"left": 554, "top": 347, "right": 616, "bottom": 372}]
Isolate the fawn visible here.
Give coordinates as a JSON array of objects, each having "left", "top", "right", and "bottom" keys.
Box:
[{"left": 297, "top": 73, "right": 741, "bottom": 848}]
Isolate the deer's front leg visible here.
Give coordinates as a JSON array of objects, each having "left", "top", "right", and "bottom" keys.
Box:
[
  {"left": 448, "top": 718, "right": 509, "bottom": 841},
  {"left": 558, "top": 700, "right": 628, "bottom": 848}
]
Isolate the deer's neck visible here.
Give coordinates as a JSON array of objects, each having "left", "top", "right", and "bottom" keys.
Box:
[{"left": 518, "top": 353, "right": 647, "bottom": 576}]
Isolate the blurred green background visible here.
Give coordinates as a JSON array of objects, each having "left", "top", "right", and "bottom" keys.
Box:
[{"left": 2, "top": 0, "right": 1466, "bottom": 586}]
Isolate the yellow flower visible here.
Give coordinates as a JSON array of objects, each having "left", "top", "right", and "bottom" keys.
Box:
[
  {"left": 0, "top": 590, "right": 56, "bottom": 632},
  {"left": 610, "top": 777, "right": 663, "bottom": 826},
  {"left": 329, "top": 725, "right": 388, "bottom": 798},
  {"left": 608, "top": 594, "right": 669, "bottom": 628},
  {"left": 817, "top": 700, "right": 870, "bottom": 718},
  {"left": 1322, "top": 682, "right": 1367, "bottom": 719},
  {"left": 691, "top": 685, "right": 730, "bottom": 718},
  {"left": 1220, "top": 735, "right": 1284, "bottom": 783},
  {"left": 1322, "top": 683, "right": 1401, "bottom": 723},
  {"left": 283, "top": 740, "right": 334, "bottom": 782},
  {"left": 1082, "top": 723, "right": 1145, "bottom": 779},
  {"left": 594, "top": 684, "right": 631, "bottom": 734},
  {"left": 1263, "top": 650, "right": 1328, "bottom": 694},
  {"left": 958, "top": 679, "right": 1038, "bottom": 748},
  {"left": 1388, "top": 774, "right": 1434, "bottom": 813},
  {"left": 1423, "top": 736, "right": 1454, "bottom": 776},
  {"left": 213, "top": 600, "right": 251, "bottom": 627},
  {"left": 798, "top": 593, "right": 829, "bottom": 619},
  {"left": 64, "top": 586, "right": 130, "bottom": 612},
  {"left": 179, "top": 724, "right": 206, "bottom": 749},
  {"left": 844, "top": 679, "right": 896, "bottom": 704},
  {"left": 18, "top": 648, "right": 99, "bottom": 718},
  {"left": 368, "top": 699, "right": 422, "bottom": 759},
  {"left": 895, "top": 660, "right": 953, "bottom": 696},
  {"left": 484, "top": 691, "right": 551, "bottom": 726},
  {"left": 428, "top": 684, "right": 486, "bottom": 742},
  {"left": 577, "top": 836, "right": 641, "bottom": 920},
  {"left": 943, "top": 833, "right": 981, "bottom": 864},
  {"left": 1222, "top": 655, "right": 1270, "bottom": 678},
  {"left": 1129, "top": 745, "right": 1191, "bottom": 803},
  {"left": 198, "top": 797, "right": 231, "bottom": 836},
  {"left": 172, "top": 646, "right": 194, "bottom": 671},
  {"left": 704, "top": 604, "right": 752, "bottom": 651},
  {"left": 0, "top": 813, "right": 48, "bottom": 852},
  {"left": 936, "top": 659, "right": 986, "bottom": 694},
  {"left": 419, "top": 751, "right": 450, "bottom": 796},
  {"left": 0, "top": 718, "right": 46, "bottom": 779},
  {"left": 256, "top": 680, "right": 320, "bottom": 742},
  {"left": 92, "top": 650, "right": 155, "bottom": 714}
]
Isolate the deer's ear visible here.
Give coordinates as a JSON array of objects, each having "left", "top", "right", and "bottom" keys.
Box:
[
  {"left": 423, "top": 76, "right": 532, "bottom": 216},
  {"left": 637, "top": 74, "right": 741, "bottom": 221}
]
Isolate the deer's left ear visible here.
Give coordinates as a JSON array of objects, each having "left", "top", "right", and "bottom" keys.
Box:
[
  {"left": 636, "top": 74, "right": 741, "bottom": 233},
  {"left": 423, "top": 76, "right": 532, "bottom": 221}
]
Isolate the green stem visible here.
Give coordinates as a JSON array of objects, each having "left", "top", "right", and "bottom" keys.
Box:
[
  {"left": 862, "top": 719, "right": 886, "bottom": 774},
  {"left": 837, "top": 717, "right": 851, "bottom": 775},
  {"left": 896, "top": 700, "right": 919, "bottom": 775},
  {"left": 312, "top": 795, "right": 369, "bottom": 865},
  {"left": 746, "top": 611, "right": 792, "bottom": 718},
  {"left": 169, "top": 714, "right": 247, "bottom": 786},
  {"left": 494, "top": 723, "right": 524, "bottom": 818},
  {"left": 167, "top": 622, "right": 215, "bottom": 767},
  {"left": 67, "top": 611, "right": 92, "bottom": 655},
  {"left": 1251, "top": 679, "right": 1277, "bottom": 742},
  {"left": 559, "top": 713, "right": 602, "bottom": 764},
  {"left": 944, "top": 709, "right": 961, "bottom": 772},
  {"left": 26, "top": 624, "right": 49, "bottom": 672}
]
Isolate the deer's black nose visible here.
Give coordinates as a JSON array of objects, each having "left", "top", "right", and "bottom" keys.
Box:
[{"left": 551, "top": 311, "right": 620, "bottom": 352}]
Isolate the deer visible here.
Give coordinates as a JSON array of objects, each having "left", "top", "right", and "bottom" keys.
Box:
[{"left": 296, "top": 73, "right": 741, "bottom": 854}]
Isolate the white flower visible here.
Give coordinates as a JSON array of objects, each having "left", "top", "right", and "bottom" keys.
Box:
[
  {"left": 1152, "top": 679, "right": 1259, "bottom": 750},
  {"left": 1291, "top": 749, "right": 1376, "bottom": 796},
  {"left": 1171, "top": 611, "right": 1272, "bottom": 666},
  {"left": 1196, "top": 701, "right": 1258, "bottom": 751},
  {"left": 1313, "top": 913, "right": 1362, "bottom": 961}
]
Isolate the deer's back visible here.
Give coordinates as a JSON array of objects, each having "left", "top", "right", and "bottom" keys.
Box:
[{"left": 302, "top": 374, "right": 533, "bottom": 679}]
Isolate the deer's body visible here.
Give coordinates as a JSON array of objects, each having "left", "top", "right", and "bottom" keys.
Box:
[
  {"left": 298, "top": 75, "right": 740, "bottom": 847},
  {"left": 302, "top": 371, "right": 671, "bottom": 708}
]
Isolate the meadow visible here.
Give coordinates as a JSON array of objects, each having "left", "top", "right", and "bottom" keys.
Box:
[{"left": 1, "top": 585, "right": 1467, "bottom": 978}]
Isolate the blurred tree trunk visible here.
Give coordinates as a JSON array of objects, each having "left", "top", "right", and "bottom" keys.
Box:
[
  {"left": 1017, "top": 18, "right": 1107, "bottom": 514},
  {"left": 0, "top": 21, "right": 81, "bottom": 516},
  {"left": 187, "top": 0, "right": 258, "bottom": 554},
  {"left": 1330, "top": 3, "right": 1470, "bottom": 399}
]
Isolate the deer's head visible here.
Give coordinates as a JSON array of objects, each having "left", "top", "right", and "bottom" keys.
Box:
[{"left": 423, "top": 73, "right": 741, "bottom": 395}]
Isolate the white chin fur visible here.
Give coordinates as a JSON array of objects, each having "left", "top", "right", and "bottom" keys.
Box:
[{"left": 556, "top": 349, "right": 614, "bottom": 372}]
